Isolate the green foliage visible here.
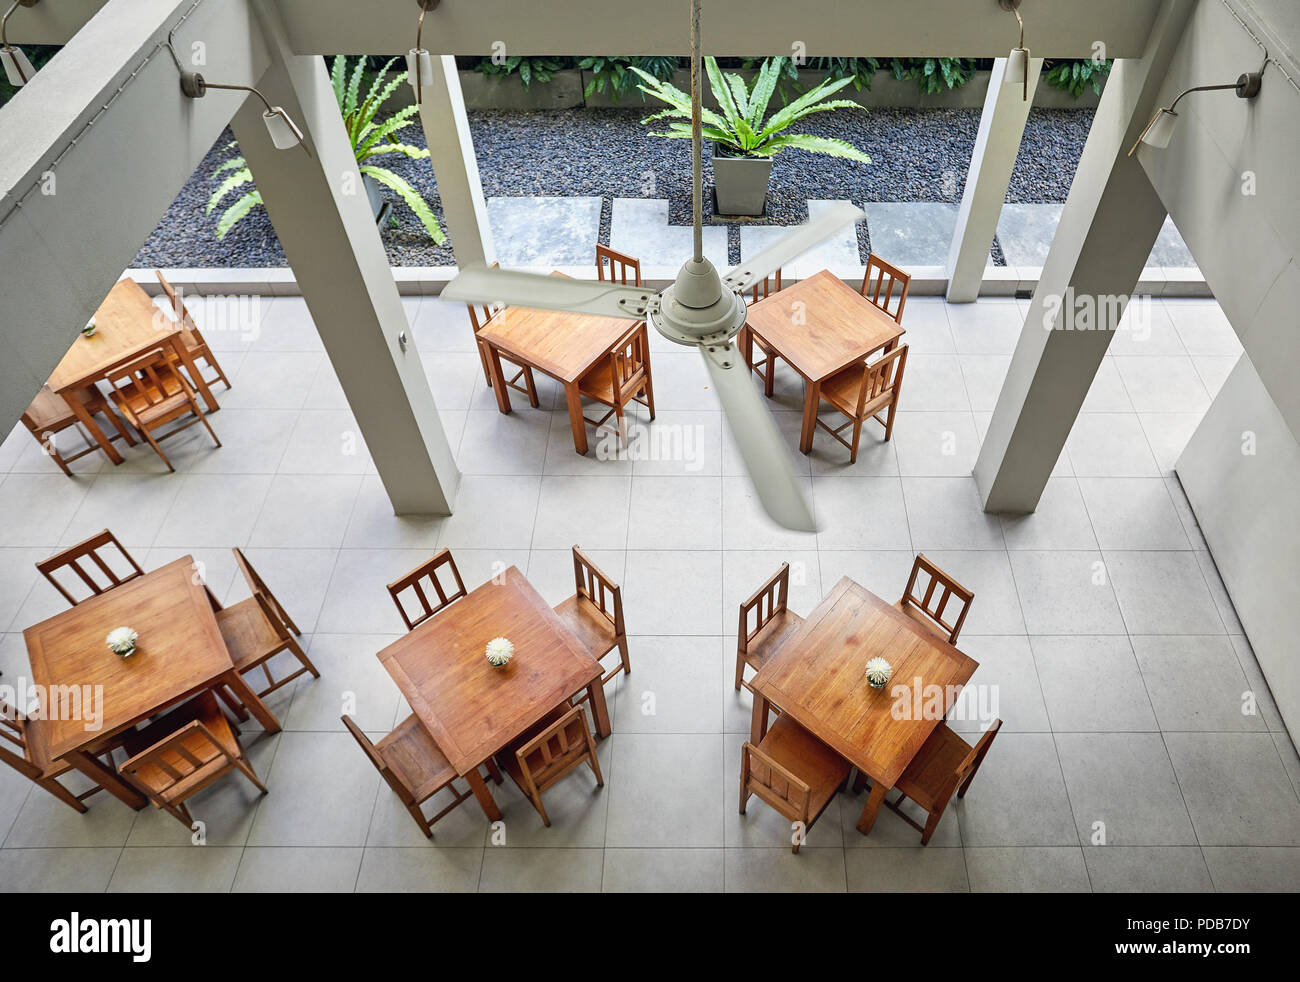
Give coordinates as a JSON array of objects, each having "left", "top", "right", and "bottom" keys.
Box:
[
  {"left": 806, "top": 57, "right": 881, "bottom": 92},
  {"left": 740, "top": 55, "right": 801, "bottom": 104},
  {"left": 207, "top": 55, "right": 442, "bottom": 243},
  {"left": 577, "top": 55, "right": 678, "bottom": 103},
  {"left": 474, "top": 55, "right": 567, "bottom": 90},
  {"left": 633, "top": 56, "right": 869, "bottom": 163},
  {"left": 888, "top": 57, "right": 977, "bottom": 95},
  {"left": 1042, "top": 57, "right": 1112, "bottom": 98}
]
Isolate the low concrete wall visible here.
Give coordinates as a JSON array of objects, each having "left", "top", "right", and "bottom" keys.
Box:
[{"left": 386, "top": 68, "right": 1103, "bottom": 112}]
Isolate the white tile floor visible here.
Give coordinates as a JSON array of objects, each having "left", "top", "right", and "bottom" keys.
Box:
[{"left": 2, "top": 292, "right": 1298, "bottom": 893}]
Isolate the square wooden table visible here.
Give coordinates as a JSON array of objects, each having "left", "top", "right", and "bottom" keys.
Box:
[
  {"left": 475, "top": 276, "right": 638, "bottom": 454},
  {"left": 47, "top": 279, "right": 219, "bottom": 464},
  {"left": 749, "top": 576, "right": 978, "bottom": 837},
  {"left": 23, "top": 556, "right": 281, "bottom": 809},
  {"left": 377, "top": 565, "right": 610, "bottom": 821},
  {"left": 742, "top": 269, "right": 905, "bottom": 453}
]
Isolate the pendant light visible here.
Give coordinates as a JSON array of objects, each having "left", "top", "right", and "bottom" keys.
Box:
[
  {"left": 407, "top": 0, "right": 439, "bottom": 105},
  {"left": 1128, "top": 72, "right": 1262, "bottom": 155},
  {"left": 1, "top": 0, "right": 40, "bottom": 87},
  {"left": 999, "top": 0, "right": 1029, "bottom": 102}
]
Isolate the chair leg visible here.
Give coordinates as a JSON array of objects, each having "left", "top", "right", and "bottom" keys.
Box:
[
  {"left": 195, "top": 403, "right": 222, "bottom": 448},
  {"left": 849, "top": 418, "right": 862, "bottom": 464},
  {"left": 884, "top": 396, "right": 899, "bottom": 442},
  {"left": 919, "top": 808, "right": 942, "bottom": 845},
  {"left": 285, "top": 636, "right": 321, "bottom": 679},
  {"left": 214, "top": 684, "right": 250, "bottom": 721},
  {"left": 616, "top": 635, "right": 632, "bottom": 676},
  {"left": 232, "top": 755, "right": 269, "bottom": 795},
  {"left": 98, "top": 405, "right": 137, "bottom": 447},
  {"left": 734, "top": 650, "right": 746, "bottom": 691},
  {"left": 39, "top": 776, "right": 89, "bottom": 813},
  {"left": 763, "top": 355, "right": 775, "bottom": 397},
  {"left": 405, "top": 800, "right": 435, "bottom": 838},
  {"left": 642, "top": 364, "right": 656, "bottom": 421},
  {"left": 523, "top": 367, "right": 540, "bottom": 409},
  {"left": 534, "top": 793, "right": 551, "bottom": 828}
]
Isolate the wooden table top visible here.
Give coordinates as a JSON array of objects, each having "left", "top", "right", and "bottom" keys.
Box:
[
  {"left": 476, "top": 276, "right": 633, "bottom": 384},
  {"left": 377, "top": 566, "right": 602, "bottom": 774},
  {"left": 47, "top": 279, "right": 178, "bottom": 393},
  {"left": 751, "top": 576, "right": 978, "bottom": 787},
  {"left": 23, "top": 556, "right": 233, "bottom": 759},
  {"left": 744, "top": 269, "right": 905, "bottom": 382}
]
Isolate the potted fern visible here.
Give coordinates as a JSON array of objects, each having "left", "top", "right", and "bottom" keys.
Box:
[
  {"left": 207, "top": 56, "right": 444, "bottom": 242},
  {"left": 632, "top": 56, "right": 870, "bottom": 216}
]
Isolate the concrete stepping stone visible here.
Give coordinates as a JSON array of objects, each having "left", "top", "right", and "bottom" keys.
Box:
[
  {"left": 739, "top": 199, "right": 862, "bottom": 277},
  {"left": 862, "top": 202, "right": 958, "bottom": 267},
  {"left": 610, "top": 198, "right": 729, "bottom": 270},
  {"left": 488, "top": 195, "right": 602, "bottom": 267},
  {"left": 998, "top": 203, "right": 1196, "bottom": 268}
]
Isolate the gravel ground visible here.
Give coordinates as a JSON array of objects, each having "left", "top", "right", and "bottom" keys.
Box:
[{"left": 132, "top": 106, "right": 1093, "bottom": 269}]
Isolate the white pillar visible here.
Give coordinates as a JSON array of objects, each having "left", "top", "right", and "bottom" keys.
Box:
[
  {"left": 945, "top": 56, "right": 1043, "bottom": 302},
  {"left": 416, "top": 55, "right": 494, "bottom": 267},
  {"left": 974, "top": 0, "right": 1194, "bottom": 513},
  {"left": 235, "top": 3, "right": 459, "bottom": 513}
]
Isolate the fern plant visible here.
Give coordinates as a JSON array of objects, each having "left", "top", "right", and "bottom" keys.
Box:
[
  {"left": 889, "top": 57, "right": 977, "bottom": 95},
  {"left": 1042, "top": 58, "right": 1112, "bottom": 98},
  {"left": 632, "top": 56, "right": 870, "bottom": 162},
  {"left": 474, "top": 55, "right": 566, "bottom": 90},
  {"left": 577, "top": 55, "right": 678, "bottom": 103},
  {"left": 206, "top": 55, "right": 443, "bottom": 242}
]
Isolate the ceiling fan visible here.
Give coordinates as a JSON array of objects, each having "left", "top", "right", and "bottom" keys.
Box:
[{"left": 441, "top": 0, "right": 867, "bottom": 532}]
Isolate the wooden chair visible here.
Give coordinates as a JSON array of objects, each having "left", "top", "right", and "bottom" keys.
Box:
[
  {"left": 0, "top": 697, "right": 118, "bottom": 813},
  {"left": 36, "top": 529, "right": 145, "bottom": 606},
  {"left": 467, "top": 262, "right": 539, "bottom": 407},
  {"left": 735, "top": 563, "right": 804, "bottom": 694},
  {"left": 595, "top": 244, "right": 642, "bottom": 286},
  {"left": 216, "top": 548, "right": 319, "bottom": 704},
  {"left": 860, "top": 253, "right": 911, "bottom": 325},
  {"left": 896, "top": 553, "right": 974, "bottom": 645},
  {"left": 553, "top": 547, "right": 630, "bottom": 699},
  {"left": 117, "top": 690, "right": 267, "bottom": 829},
  {"left": 814, "top": 343, "right": 908, "bottom": 463},
  {"left": 496, "top": 704, "right": 603, "bottom": 828},
  {"left": 387, "top": 548, "right": 468, "bottom": 631},
  {"left": 343, "top": 713, "right": 496, "bottom": 838},
  {"left": 154, "top": 270, "right": 232, "bottom": 392},
  {"left": 882, "top": 719, "right": 1002, "bottom": 844},
  {"left": 740, "top": 713, "right": 851, "bottom": 853},
  {"left": 20, "top": 384, "right": 135, "bottom": 477},
  {"left": 577, "top": 321, "right": 655, "bottom": 447},
  {"left": 744, "top": 268, "right": 785, "bottom": 397},
  {"left": 104, "top": 348, "right": 221, "bottom": 472}
]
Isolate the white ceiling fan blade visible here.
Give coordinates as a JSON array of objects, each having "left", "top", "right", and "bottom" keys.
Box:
[
  {"left": 721, "top": 201, "right": 867, "bottom": 293},
  {"left": 442, "top": 263, "right": 654, "bottom": 320},
  {"left": 700, "top": 344, "right": 817, "bottom": 533}
]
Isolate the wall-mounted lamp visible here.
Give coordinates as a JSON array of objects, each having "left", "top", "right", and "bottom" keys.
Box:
[
  {"left": 407, "top": 0, "right": 440, "bottom": 105},
  {"left": 1, "top": 0, "right": 40, "bottom": 87},
  {"left": 999, "top": 0, "right": 1029, "bottom": 102},
  {"left": 1128, "top": 71, "right": 1262, "bottom": 155},
  {"left": 167, "top": 24, "right": 311, "bottom": 155}
]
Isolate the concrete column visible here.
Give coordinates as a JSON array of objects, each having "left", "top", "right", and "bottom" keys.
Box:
[
  {"left": 416, "top": 55, "right": 494, "bottom": 267},
  {"left": 945, "top": 55, "right": 1043, "bottom": 302},
  {"left": 974, "top": 0, "right": 1194, "bottom": 513},
  {"left": 235, "top": 3, "right": 458, "bottom": 513}
]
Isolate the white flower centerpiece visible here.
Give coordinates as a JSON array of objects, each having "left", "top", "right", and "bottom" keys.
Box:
[
  {"left": 864, "top": 656, "right": 892, "bottom": 690},
  {"left": 106, "top": 627, "right": 138, "bottom": 658},
  {"left": 81, "top": 317, "right": 97, "bottom": 338},
  {"left": 485, "top": 636, "right": 514, "bottom": 668}
]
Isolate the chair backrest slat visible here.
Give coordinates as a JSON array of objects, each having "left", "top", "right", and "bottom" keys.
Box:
[
  {"left": 36, "top": 529, "right": 144, "bottom": 606},
  {"left": 516, "top": 705, "right": 597, "bottom": 794},
  {"left": 119, "top": 721, "right": 228, "bottom": 800},
  {"left": 466, "top": 261, "right": 505, "bottom": 335},
  {"left": 595, "top": 245, "right": 643, "bottom": 286},
  {"left": 749, "top": 267, "right": 783, "bottom": 303},
  {"left": 738, "top": 563, "right": 791, "bottom": 654},
  {"left": 341, "top": 713, "right": 418, "bottom": 805},
  {"left": 852, "top": 344, "right": 909, "bottom": 416},
  {"left": 861, "top": 253, "right": 911, "bottom": 324},
  {"left": 388, "top": 548, "right": 468, "bottom": 632},
  {"left": 900, "top": 553, "right": 974, "bottom": 645},
  {"left": 571, "top": 546, "right": 624, "bottom": 634},
  {"left": 741, "top": 741, "right": 812, "bottom": 821}
]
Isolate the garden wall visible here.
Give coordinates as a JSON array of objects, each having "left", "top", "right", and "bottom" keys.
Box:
[{"left": 397, "top": 68, "right": 1102, "bottom": 111}]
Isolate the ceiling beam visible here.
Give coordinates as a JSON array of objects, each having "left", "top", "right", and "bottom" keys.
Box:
[{"left": 8, "top": 0, "right": 1165, "bottom": 59}]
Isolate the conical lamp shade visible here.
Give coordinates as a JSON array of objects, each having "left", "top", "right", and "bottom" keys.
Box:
[
  {"left": 263, "top": 108, "right": 304, "bottom": 151},
  {"left": 1004, "top": 47, "right": 1029, "bottom": 86},
  {"left": 1141, "top": 108, "right": 1178, "bottom": 149},
  {"left": 1, "top": 45, "right": 35, "bottom": 86},
  {"left": 407, "top": 48, "right": 434, "bottom": 91}
]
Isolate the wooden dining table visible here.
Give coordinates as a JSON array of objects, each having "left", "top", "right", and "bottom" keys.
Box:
[
  {"left": 475, "top": 274, "right": 638, "bottom": 454},
  {"left": 749, "top": 576, "right": 978, "bottom": 837},
  {"left": 22, "top": 556, "right": 281, "bottom": 809},
  {"left": 47, "top": 279, "right": 219, "bottom": 465},
  {"left": 742, "top": 269, "right": 905, "bottom": 454},
  {"left": 376, "top": 565, "right": 610, "bottom": 821}
]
